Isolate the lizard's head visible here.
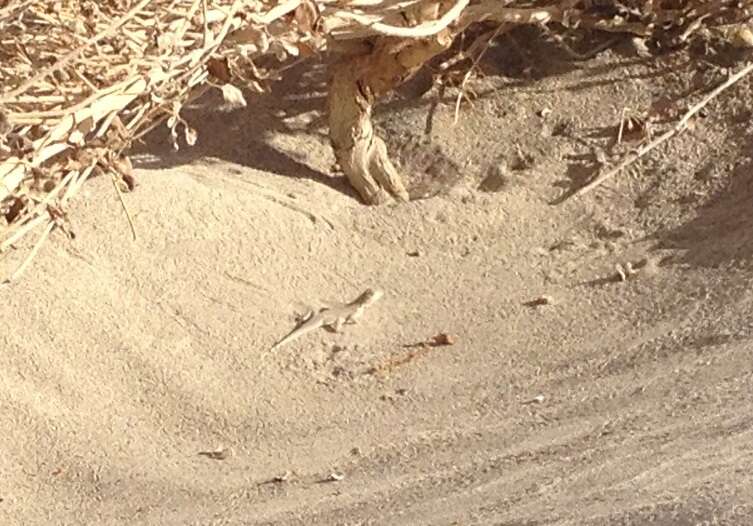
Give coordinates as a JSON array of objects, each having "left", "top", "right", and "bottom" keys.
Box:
[{"left": 360, "top": 288, "right": 383, "bottom": 304}]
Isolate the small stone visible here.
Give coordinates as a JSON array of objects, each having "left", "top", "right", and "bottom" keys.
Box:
[
  {"left": 525, "top": 295, "right": 555, "bottom": 307},
  {"left": 478, "top": 164, "right": 508, "bottom": 193},
  {"left": 522, "top": 394, "right": 546, "bottom": 405},
  {"left": 326, "top": 472, "right": 345, "bottom": 482},
  {"left": 447, "top": 185, "right": 476, "bottom": 203},
  {"left": 271, "top": 472, "right": 291, "bottom": 483},
  {"left": 630, "top": 37, "right": 651, "bottom": 57},
  {"left": 431, "top": 333, "right": 455, "bottom": 346},
  {"left": 511, "top": 148, "right": 534, "bottom": 171}
]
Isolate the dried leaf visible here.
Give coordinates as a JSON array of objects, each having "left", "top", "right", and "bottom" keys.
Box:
[
  {"left": 112, "top": 155, "right": 135, "bottom": 191},
  {"left": 156, "top": 33, "right": 176, "bottom": 54},
  {"left": 228, "top": 25, "right": 266, "bottom": 47},
  {"left": 184, "top": 125, "right": 197, "bottom": 146},
  {"left": 221, "top": 84, "right": 247, "bottom": 108},
  {"left": 69, "top": 116, "right": 95, "bottom": 146},
  {"left": 5, "top": 196, "right": 27, "bottom": 224},
  {"left": 293, "top": 0, "right": 320, "bottom": 33},
  {"left": 207, "top": 57, "right": 232, "bottom": 83},
  {"left": 280, "top": 37, "right": 300, "bottom": 57},
  {"left": 69, "top": 129, "right": 86, "bottom": 146},
  {"left": 248, "top": 80, "right": 265, "bottom": 93},
  {"left": 270, "top": 38, "right": 298, "bottom": 60},
  {"left": 169, "top": 123, "right": 179, "bottom": 151},
  {"left": 0, "top": 108, "right": 10, "bottom": 138},
  {"left": 296, "top": 41, "right": 316, "bottom": 57},
  {"left": 731, "top": 26, "right": 753, "bottom": 49}
]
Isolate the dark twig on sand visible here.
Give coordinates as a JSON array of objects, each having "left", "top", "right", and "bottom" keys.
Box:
[{"left": 569, "top": 61, "right": 753, "bottom": 200}]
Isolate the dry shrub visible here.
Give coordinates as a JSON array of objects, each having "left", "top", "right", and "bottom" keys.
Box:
[{"left": 0, "top": 0, "right": 750, "bottom": 281}]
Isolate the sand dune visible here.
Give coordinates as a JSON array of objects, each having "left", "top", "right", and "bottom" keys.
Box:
[{"left": 3, "top": 43, "right": 753, "bottom": 525}]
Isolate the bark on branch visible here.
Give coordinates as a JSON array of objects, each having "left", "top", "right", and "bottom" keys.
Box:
[{"left": 327, "top": 32, "right": 453, "bottom": 204}]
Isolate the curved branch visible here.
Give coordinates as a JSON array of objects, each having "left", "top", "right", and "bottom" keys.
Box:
[
  {"left": 328, "top": 33, "right": 453, "bottom": 204},
  {"left": 330, "top": 0, "right": 469, "bottom": 38}
]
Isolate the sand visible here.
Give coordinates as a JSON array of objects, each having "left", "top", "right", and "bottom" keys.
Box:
[{"left": 2, "top": 33, "right": 753, "bottom": 525}]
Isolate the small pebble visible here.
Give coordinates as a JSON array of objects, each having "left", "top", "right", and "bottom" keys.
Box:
[{"left": 326, "top": 472, "right": 345, "bottom": 482}]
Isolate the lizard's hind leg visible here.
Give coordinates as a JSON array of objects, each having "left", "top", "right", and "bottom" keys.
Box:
[{"left": 327, "top": 317, "right": 346, "bottom": 333}]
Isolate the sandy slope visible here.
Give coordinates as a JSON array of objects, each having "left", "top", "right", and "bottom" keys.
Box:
[{"left": 3, "top": 37, "right": 753, "bottom": 525}]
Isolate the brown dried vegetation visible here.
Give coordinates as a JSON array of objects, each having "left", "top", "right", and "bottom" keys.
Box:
[{"left": 0, "top": 0, "right": 751, "bottom": 280}]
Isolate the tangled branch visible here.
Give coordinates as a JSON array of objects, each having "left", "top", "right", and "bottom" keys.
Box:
[{"left": 0, "top": 0, "right": 751, "bottom": 281}]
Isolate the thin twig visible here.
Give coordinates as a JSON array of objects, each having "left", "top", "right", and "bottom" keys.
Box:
[
  {"left": 111, "top": 174, "right": 138, "bottom": 241},
  {"left": 202, "top": 0, "right": 210, "bottom": 46},
  {"left": 617, "top": 107, "right": 628, "bottom": 145},
  {"left": 1, "top": 214, "right": 48, "bottom": 253},
  {"left": 2, "top": 221, "right": 55, "bottom": 286},
  {"left": 453, "top": 23, "right": 508, "bottom": 124},
  {"left": 569, "top": 61, "right": 753, "bottom": 200},
  {"left": 334, "top": 0, "right": 469, "bottom": 38}
]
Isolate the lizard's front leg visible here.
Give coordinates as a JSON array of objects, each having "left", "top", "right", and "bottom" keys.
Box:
[{"left": 330, "top": 317, "right": 346, "bottom": 333}]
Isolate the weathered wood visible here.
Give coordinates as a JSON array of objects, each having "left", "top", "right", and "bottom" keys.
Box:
[{"left": 327, "top": 32, "right": 453, "bottom": 204}]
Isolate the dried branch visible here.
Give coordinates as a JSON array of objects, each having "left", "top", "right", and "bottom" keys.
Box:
[
  {"left": 0, "top": 0, "right": 750, "bottom": 280},
  {"left": 570, "top": 61, "right": 753, "bottom": 199}
]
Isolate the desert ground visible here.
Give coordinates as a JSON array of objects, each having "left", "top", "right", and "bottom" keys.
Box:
[{"left": 2, "top": 30, "right": 753, "bottom": 525}]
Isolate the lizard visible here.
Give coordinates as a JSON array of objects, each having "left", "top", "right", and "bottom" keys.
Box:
[{"left": 270, "top": 288, "right": 383, "bottom": 351}]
